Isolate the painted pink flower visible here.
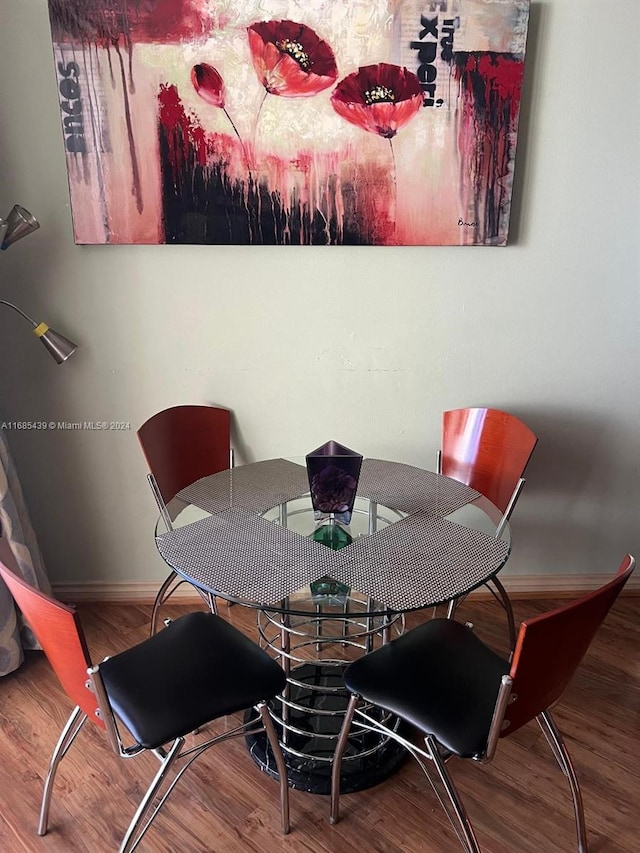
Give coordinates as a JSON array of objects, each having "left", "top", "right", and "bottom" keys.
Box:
[
  {"left": 331, "top": 63, "right": 423, "bottom": 138},
  {"left": 247, "top": 20, "right": 338, "bottom": 97},
  {"left": 190, "top": 63, "right": 250, "bottom": 171},
  {"left": 191, "top": 63, "right": 225, "bottom": 108}
]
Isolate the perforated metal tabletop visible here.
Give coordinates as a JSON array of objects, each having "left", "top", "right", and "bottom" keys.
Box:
[{"left": 155, "top": 458, "right": 510, "bottom": 614}]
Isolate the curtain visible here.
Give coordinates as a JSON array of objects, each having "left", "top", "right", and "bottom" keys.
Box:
[{"left": 0, "top": 428, "right": 50, "bottom": 676}]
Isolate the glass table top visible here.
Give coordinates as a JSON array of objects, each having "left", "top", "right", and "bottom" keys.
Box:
[{"left": 154, "top": 458, "right": 511, "bottom": 615}]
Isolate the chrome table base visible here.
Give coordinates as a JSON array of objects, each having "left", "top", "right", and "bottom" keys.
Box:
[{"left": 248, "top": 592, "right": 407, "bottom": 794}]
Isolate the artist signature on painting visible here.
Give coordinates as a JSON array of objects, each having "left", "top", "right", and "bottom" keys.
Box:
[{"left": 458, "top": 218, "right": 479, "bottom": 227}]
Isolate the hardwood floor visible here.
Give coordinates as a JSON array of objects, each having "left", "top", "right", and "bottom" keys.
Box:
[{"left": 1, "top": 595, "right": 638, "bottom": 853}]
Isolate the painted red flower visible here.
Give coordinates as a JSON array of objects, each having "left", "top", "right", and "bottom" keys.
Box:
[
  {"left": 331, "top": 63, "right": 423, "bottom": 139},
  {"left": 247, "top": 20, "right": 338, "bottom": 97},
  {"left": 191, "top": 63, "right": 225, "bottom": 108}
]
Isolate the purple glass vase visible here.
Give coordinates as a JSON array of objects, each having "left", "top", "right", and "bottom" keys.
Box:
[{"left": 305, "top": 440, "right": 363, "bottom": 525}]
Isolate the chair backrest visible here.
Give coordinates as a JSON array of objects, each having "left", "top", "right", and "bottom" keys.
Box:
[
  {"left": 502, "top": 555, "right": 635, "bottom": 736},
  {"left": 0, "top": 539, "right": 102, "bottom": 728},
  {"left": 441, "top": 407, "right": 537, "bottom": 514},
  {"left": 137, "top": 404, "right": 231, "bottom": 504}
]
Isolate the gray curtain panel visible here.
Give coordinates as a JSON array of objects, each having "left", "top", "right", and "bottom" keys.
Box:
[{"left": 0, "top": 429, "right": 50, "bottom": 676}]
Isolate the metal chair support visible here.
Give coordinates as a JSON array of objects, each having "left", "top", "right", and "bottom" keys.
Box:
[
  {"left": 424, "top": 735, "right": 481, "bottom": 853},
  {"left": 0, "top": 551, "right": 291, "bottom": 852},
  {"left": 437, "top": 408, "right": 537, "bottom": 655},
  {"left": 114, "top": 702, "right": 289, "bottom": 852},
  {"left": 328, "top": 558, "right": 634, "bottom": 852},
  {"left": 537, "top": 712, "right": 588, "bottom": 853},
  {"left": 149, "top": 569, "right": 218, "bottom": 636},
  {"left": 138, "top": 405, "right": 233, "bottom": 626},
  {"left": 38, "top": 706, "right": 87, "bottom": 836},
  {"left": 446, "top": 575, "right": 516, "bottom": 658}
]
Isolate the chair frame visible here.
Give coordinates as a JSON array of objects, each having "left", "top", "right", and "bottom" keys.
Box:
[
  {"left": 41, "top": 686, "right": 289, "bottom": 853},
  {"left": 147, "top": 542, "right": 219, "bottom": 637},
  {"left": 330, "top": 555, "right": 635, "bottom": 853},
  {"left": 0, "top": 553, "right": 290, "bottom": 853},
  {"left": 331, "top": 692, "right": 582, "bottom": 853},
  {"left": 437, "top": 407, "right": 538, "bottom": 654},
  {"left": 137, "top": 404, "right": 233, "bottom": 634}
]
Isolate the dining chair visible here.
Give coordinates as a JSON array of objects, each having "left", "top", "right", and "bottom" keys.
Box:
[
  {"left": 330, "top": 554, "right": 635, "bottom": 852},
  {"left": 137, "top": 404, "right": 232, "bottom": 633},
  {"left": 437, "top": 407, "right": 538, "bottom": 651},
  {"left": 0, "top": 540, "right": 290, "bottom": 853}
]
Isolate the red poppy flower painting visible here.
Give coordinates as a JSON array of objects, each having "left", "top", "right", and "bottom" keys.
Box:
[
  {"left": 331, "top": 64, "right": 423, "bottom": 139},
  {"left": 191, "top": 63, "right": 225, "bottom": 108},
  {"left": 46, "top": 0, "right": 531, "bottom": 246},
  {"left": 247, "top": 20, "right": 338, "bottom": 98}
]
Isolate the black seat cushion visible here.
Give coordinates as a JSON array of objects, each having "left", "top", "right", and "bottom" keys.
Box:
[
  {"left": 344, "top": 618, "right": 509, "bottom": 758},
  {"left": 99, "top": 611, "right": 286, "bottom": 749}
]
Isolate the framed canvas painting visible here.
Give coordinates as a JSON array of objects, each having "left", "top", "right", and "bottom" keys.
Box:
[{"left": 47, "top": 1, "right": 530, "bottom": 246}]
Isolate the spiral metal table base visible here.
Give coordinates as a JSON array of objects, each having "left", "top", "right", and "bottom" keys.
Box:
[{"left": 245, "top": 663, "right": 408, "bottom": 794}]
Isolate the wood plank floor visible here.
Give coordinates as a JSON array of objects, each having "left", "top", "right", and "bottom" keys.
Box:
[{"left": 0, "top": 595, "right": 638, "bottom": 853}]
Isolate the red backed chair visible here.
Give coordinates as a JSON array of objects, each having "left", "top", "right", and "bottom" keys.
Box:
[
  {"left": 438, "top": 407, "right": 538, "bottom": 650},
  {"left": 330, "top": 555, "right": 635, "bottom": 852},
  {"left": 439, "top": 407, "right": 538, "bottom": 520},
  {"left": 137, "top": 404, "right": 232, "bottom": 632},
  {"left": 0, "top": 539, "right": 289, "bottom": 852}
]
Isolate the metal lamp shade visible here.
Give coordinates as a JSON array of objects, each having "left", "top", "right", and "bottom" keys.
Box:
[
  {"left": 1, "top": 205, "right": 40, "bottom": 250},
  {"left": 1, "top": 208, "right": 77, "bottom": 364},
  {"left": 34, "top": 323, "right": 78, "bottom": 364},
  {"left": 305, "top": 440, "right": 363, "bottom": 525},
  {"left": 0, "top": 301, "right": 78, "bottom": 365}
]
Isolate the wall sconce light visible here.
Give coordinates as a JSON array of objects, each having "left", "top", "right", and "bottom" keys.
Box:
[
  {"left": 1, "top": 205, "right": 78, "bottom": 363},
  {"left": 0, "top": 205, "right": 40, "bottom": 251},
  {"left": 0, "top": 300, "right": 78, "bottom": 363}
]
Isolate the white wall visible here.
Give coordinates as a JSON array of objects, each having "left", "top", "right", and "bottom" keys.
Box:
[{"left": 0, "top": 1, "right": 638, "bottom": 589}]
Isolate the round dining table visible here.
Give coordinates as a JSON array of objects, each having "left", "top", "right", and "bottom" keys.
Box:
[{"left": 154, "top": 457, "right": 511, "bottom": 795}]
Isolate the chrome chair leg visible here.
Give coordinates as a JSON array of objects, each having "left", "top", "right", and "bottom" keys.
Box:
[
  {"left": 537, "top": 712, "right": 588, "bottom": 853},
  {"left": 330, "top": 693, "right": 358, "bottom": 824},
  {"left": 150, "top": 571, "right": 218, "bottom": 636},
  {"left": 257, "top": 703, "right": 290, "bottom": 834},
  {"left": 120, "top": 738, "right": 184, "bottom": 853},
  {"left": 424, "top": 735, "right": 481, "bottom": 853},
  {"left": 446, "top": 579, "right": 516, "bottom": 658},
  {"left": 487, "top": 576, "right": 516, "bottom": 657},
  {"left": 447, "top": 597, "right": 460, "bottom": 619},
  {"left": 38, "top": 706, "right": 87, "bottom": 835},
  {"left": 150, "top": 570, "right": 187, "bottom": 636},
  {"left": 203, "top": 590, "right": 218, "bottom": 617}
]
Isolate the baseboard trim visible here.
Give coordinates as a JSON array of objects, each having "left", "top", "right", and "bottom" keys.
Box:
[
  {"left": 53, "top": 581, "right": 204, "bottom": 605},
  {"left": 52, "top": 574, "right": 640, "bottom": 604}
]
